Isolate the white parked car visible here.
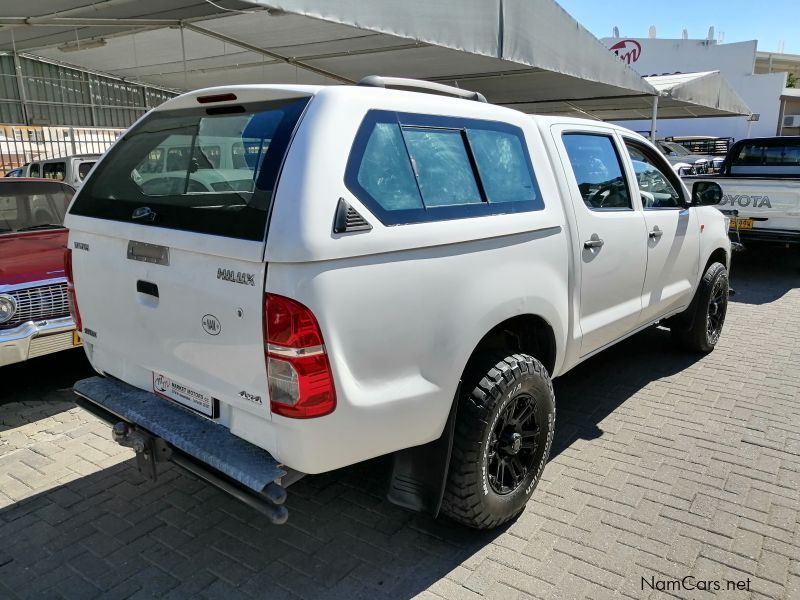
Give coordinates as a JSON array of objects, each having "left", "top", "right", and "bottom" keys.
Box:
[
  {"left": 65, "top": 78, "right": 731, "bottom": 529},
  {"left": 657, "top": 140, "right": 722, "bottom": 175},
  {"left": 26, "top": 155, "right": 100, "bottom": 188}
]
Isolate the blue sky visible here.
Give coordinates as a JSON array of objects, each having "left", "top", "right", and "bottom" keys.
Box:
[{"left": 556, "top": 0, "right": 799, "bottom": 55}]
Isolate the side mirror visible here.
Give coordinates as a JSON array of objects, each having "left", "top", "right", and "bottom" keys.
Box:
[{"left": 691, "top": 181, "right": 723, "bottom": 206}]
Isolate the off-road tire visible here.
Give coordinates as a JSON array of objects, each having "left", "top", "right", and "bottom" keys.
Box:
[
  {"left": 672, "top": 262, "right": 729, "bottom": 352},
  {"left": 440, "top": 353, "right": 555, "bottom": 529}
]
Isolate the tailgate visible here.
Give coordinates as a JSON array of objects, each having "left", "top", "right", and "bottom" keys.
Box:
[
  {"left": 64, "top": 90, "right": 313, "bottom": 424},
  {"left": 69, "top": 224, "right": 269, "bottom": 420},
  {"left": 715, "top": 178, "right": 800, "bottom": 231}
]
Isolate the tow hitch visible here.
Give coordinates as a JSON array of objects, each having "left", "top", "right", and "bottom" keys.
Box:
[
  {"left": 75, "top": 376, "right": 292, "bottom": 525},
  {"left": 112, "top": 422, "right": 171, "bottom": 481},
  {"left": 108, "top": 417, "right": 289, "bottom": 524}
]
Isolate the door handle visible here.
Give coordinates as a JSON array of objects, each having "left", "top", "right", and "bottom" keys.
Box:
[
  {"left": 648, "top": 228, "right": 663, "bottom": 239},
  {"left": 583, "top": 238, "right": 604, "bottom": 249}
]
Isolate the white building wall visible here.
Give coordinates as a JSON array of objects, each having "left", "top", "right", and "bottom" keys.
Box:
[{"left": 600, "top": 38, "right": 787, "bottom": 139}]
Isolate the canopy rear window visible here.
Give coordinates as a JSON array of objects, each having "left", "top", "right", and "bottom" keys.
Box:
[{"left": 69, "top": 97, "right": 310, "bottom": 241}]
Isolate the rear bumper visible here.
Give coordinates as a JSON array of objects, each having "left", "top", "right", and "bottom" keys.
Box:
[
  {"left": 0, "top": 316, "right": 76, "bottom": 367},
  {"left": 74, "top": 376, "right": 298, "bottom": 523},
  {"left": 729, "top": 228, "right": 800, "bottom": 245}
]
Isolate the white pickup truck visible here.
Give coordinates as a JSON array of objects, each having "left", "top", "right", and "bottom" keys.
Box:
[
  {"left": 685, "top": 136, "right": 800, "bottom": 247},
  {"left": 66, "top": 78, "right": 731, "bottom": 529}
]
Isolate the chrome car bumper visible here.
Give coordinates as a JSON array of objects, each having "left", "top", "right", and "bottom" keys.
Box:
[{"left": 0, "top": 316, "right": 77, "bottom": 367}]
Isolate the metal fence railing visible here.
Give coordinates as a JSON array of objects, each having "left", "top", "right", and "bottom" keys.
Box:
[{"left": 0, "top": 124, "right": 125, "bottom": 175}]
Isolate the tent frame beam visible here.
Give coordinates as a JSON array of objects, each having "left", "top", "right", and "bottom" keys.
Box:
[
  {"left": 0, "top": 17, "right": 181, "bottom": 27},
  {"left": 0, "top": 15, "right": 356, "bottom": 85},
  {"left": 181, "top": 22, "right": 354, "bottom": 84}
]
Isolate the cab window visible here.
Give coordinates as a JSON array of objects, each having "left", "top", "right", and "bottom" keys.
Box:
[
  {"left": 78, "top": 162, "right": 95, "bottom": 181},
  {"left": 624, "top": 142, "right": 684, "bottom": 209},
  {"left": 562, "top": 133, "right": 631, "bottom": 210},
  {"left": 42, "top": 162, "right": 66, "bottom": 181}
]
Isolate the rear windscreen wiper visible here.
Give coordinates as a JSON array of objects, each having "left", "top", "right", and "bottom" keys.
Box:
[{"left": 16, "top": 224, "right": 65, "bottom": 232}]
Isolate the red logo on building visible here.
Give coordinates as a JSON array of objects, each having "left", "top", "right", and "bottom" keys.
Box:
[{"left": 609, "top": 39, "right": 642, "bottom": 64}]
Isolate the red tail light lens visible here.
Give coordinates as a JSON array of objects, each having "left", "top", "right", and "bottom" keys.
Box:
[
  {"left": 64, "top": 248, "right": 82, "bottom": 332},
  {"left": 264, "top": 294, "right": 336, "bottom": 418}
]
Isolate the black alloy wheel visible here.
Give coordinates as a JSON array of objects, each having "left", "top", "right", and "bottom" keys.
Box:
[
  {"left": 487, "top": 394, "right": 539, "bottom": 495},
  {"left": 706, "top": 275, "right": 728, "bottom": 344}
]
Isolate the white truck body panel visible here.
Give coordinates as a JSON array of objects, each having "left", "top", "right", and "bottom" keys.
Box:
[{"left": 65, "top": 84, "right": 730, "bottom": 476}]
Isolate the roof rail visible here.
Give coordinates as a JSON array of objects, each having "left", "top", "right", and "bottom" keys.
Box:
[{"left": 357, "top": 76, "right": 487, "bottom": 103}]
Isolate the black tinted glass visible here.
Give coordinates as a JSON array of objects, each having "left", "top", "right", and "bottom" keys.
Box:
[{"left": 69, "top": 97, "right": 310, "bottom": 241}]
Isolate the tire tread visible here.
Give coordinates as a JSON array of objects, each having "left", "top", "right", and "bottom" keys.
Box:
[{"left": 441, "top": 353, "right": 554, "bottom": 529}]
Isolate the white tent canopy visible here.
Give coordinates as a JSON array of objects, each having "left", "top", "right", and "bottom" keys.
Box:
[
  {"left": 0, "top": 0, "right": 749, "bottom": 122},
  {"left": 514, "top": 70, "right": 751, "bottom": 122},
  {"left": 645, "top": 71, "right": 751, "bottom": 118}
]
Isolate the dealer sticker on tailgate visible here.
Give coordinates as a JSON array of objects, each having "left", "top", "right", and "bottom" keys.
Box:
[{"left": 153, "top": 372, "right": 216, "bottom": 417}]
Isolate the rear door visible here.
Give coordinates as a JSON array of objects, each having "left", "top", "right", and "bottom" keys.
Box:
[
  {"left": 554, "top": 126, "right": 648, "bottom": 356},
  {"left": 65, "top": 94, "right": 311, "bottom": 421},
  {"left": 621, "top": 138, "right": 700, "bottom": 322}
]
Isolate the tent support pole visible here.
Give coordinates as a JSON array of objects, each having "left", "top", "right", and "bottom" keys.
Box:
[
  {"left": 179, "top": 24, "right": 188, "bottom": 89},
  {"left": 650, "top": 95, "right": 658, "bottom": 142}
]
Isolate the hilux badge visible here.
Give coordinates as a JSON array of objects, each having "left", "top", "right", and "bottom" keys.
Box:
[
  {"left": 217, "top": 268, "right": 256, "bottom": 286},
  {"left": 202, "top": 314, "right": 221, "bottom": 336}
]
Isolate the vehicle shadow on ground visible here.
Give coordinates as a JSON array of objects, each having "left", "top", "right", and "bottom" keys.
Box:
[
  {"left": 0, "top": 453, "right": 510, "bottom": 598},
  {"left": 550, "top": 325, "right": 700, "bottom": 459},
  {"left": 1, "top": 349, "right": 93, "bottom": 405},
  {"left": 0, "top": 350, "right": 93, "bottom": 434},
  {"left": 0, "top": 326, "right": 707, "bottom": 599},
  {"left": 728, "top": 245, "right": 800, "bottom": 305}
]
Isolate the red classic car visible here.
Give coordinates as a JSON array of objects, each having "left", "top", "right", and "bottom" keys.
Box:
[{"left": 0, "top": 179, "right": 79, "bottom": 367}]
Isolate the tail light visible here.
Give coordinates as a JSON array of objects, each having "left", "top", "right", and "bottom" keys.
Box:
[
  {"left": 264, "top": 294, "right": 336, "bottom": 418},
  {"left": 64, "top": 248, "right": 82, "bottom": 332}
]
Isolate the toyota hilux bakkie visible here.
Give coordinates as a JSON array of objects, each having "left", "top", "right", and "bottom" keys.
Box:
[
  {"left": 66, "top": 78, "right": 731, "bottom": 528},
  {"left": 685, "top": 136, "right": 800, "bottom": 247}
]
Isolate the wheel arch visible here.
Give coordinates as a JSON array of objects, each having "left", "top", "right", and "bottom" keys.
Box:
[
  {"left": 704, "top": 246, "right": 729, "bottom": 274},
  {"left": 461, "top": 314, "right": 558, "bottom": 380},
  {"left": 387, "top": 312, "right": 559, "bottom": 517}
]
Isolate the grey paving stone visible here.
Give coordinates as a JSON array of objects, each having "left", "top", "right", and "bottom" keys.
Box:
[{"left": 0, "top": 248, "right": 798, "bottom": 599}]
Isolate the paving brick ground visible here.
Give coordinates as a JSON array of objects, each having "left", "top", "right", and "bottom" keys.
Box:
[{"left": 1, "top": 246, "right": 799, "bottom": 600}]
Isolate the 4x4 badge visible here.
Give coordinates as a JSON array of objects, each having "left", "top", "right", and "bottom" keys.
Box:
[{"left": 239, "top": 390, "right": 262, "bottom": 404}]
